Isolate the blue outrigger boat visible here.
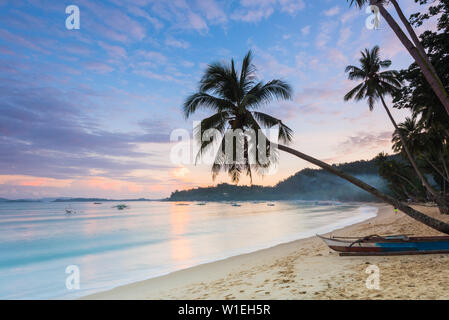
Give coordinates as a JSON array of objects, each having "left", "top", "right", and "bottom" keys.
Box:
[{"left": 317, "top": 234, "right": 449, "bottom": 256}]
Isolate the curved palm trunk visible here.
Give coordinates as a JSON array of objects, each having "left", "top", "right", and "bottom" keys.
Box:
[
  {"left": 442, "top": 154, "right": 449, "bottom": 182},
  {"left": 371, "top": 0, "right": 449, "bottom": 116},
  {"left": 390, "top": 0, "right": 440, "bottom": 78},
  {"left": 277, "top": 144, "right": 449, "bottom": 234},
  {"left": 379, "top": 95, "right": 449, "bottom": 214},
  {"left": 423, "top": 155, "right": 449, "bottom": 184},
  {"left": 394, "top": 173, "right": 422, "bottom": 194}
]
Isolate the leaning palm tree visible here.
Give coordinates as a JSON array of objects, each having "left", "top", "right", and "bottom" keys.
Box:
[
  {"left": 344, "top": 46, "right": 448, "bottom": 214},
  {"left": 393, "top": 118, "right": 449, "bottom": 185},
  {"left": 183, "top": 51, "right": 449, "bottom": 233},
  {"left": 184, "top": 51, "right": 293, "bottom": 183},
  {"left": 347, "top": 0, "right": 449, "bottom": 116}
]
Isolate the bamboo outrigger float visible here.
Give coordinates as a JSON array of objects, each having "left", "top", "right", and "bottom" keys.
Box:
[{"left": 317, "top": 234, "right": 449, "bottom": 256}]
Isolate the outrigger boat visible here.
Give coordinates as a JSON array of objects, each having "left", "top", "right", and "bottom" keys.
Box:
[
  {"left": 317, "top": 234, "right": 449, "bottom": 256},
  {"left": 65, "top": 205, "right": 76, "bottom": 215},
  {"left": 113, "top": 204, "right": 128, "bottom": 210}
]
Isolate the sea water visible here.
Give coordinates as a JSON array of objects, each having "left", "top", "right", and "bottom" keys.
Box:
[{"left": 0, "top": 201, "right": 377, "bottom": 299}]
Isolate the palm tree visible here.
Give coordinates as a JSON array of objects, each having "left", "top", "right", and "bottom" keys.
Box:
[
  {"left": 184, "top": 51, "right": 293, "bottom": 184},
  {"left": 347, "top": 0, "right": 449, "bottom": 117},
  {"left": 375, "top": 152, "right": 426, "bottom": 201},
  {"left": 183, "top": 50, "right": 449, "bottom": 234},
  {"left": 393, "top": 118, "right": 449, "bottom": 185},
  {"left": 344, "top": 46, "right": 448, "bottom": 214}
]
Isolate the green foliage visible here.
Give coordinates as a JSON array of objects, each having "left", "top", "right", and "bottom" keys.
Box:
[
  {"left": 392, "top": 1, "right": 449, "bottom": 200},
  {"left": 344, "top": 46, "right": 402, "bottom": 111},
  {"left": 168, "top": 156, "right": 393, "bottom": 202},
  {"left": 375, "top": 152, "right": 427, "bottom": 201},
  {"left": 183, "top": 51, "right": 293, "bottom": 184}
]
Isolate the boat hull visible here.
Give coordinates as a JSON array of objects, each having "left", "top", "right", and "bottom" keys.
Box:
[{"left": 317, "top": 235, "right": 449, "bottom": 255}]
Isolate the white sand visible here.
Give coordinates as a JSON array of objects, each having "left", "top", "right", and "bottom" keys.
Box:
[{"left": 85, "top": 204, "right": 449, "bottom": 300}]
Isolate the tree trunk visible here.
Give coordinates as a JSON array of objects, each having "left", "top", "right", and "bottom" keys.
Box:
[
  {"left": 390, "top": 0, "right": 440, "bottom": 78},
  {"left": 441, "top": 154, "right": 449, "bottom": 182},
  {"left": 379, "top": 95, "right": 449, "bottom": 214},
  {"left": 277, "top": 144, "right": 449, "bottom": 234},
  {"left": 371, "top": 0, "right": 449, "bottom": 117},
  {"left": 379, "top": 97, "right": 434, "bottom": 194},
  {"left": 423, "top": 155, "right": 449, "bottom": 184},
  {"left": 394, "top": 173, "right": 421, "bottom": 194}
]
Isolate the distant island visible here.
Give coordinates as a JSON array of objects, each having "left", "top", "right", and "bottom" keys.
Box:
[
  {"left": 0, "top": 198, "right": 42, "bottom": 203},
  {"left": 0, "top": 197, "right": 157, "bottom": 203},
  {"left": 52, "top": 198, "right": 155, "bottom": 202},
  {"left": 168, "top": 156, "right": 397, "bottom": 202}
]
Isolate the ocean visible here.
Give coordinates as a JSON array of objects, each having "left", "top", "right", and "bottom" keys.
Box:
[{"left": 0, "top": 201, "right": 377, "bottom": 299}]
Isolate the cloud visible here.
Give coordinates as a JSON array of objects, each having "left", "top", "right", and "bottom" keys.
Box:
[
  {"left": 0, "top": 29, "right": 49, "bottom": 54},
  {"left": 98, "top": 42, "right": 127, "bottom": 59},
  {"left": 195, "top": 0, "right": 227, "bottom": 24},
  {"left": 279, "top": 0, "right": 306, "bottom": 15},
  {"left": 135, "top": 50, "right": 168, "bottom": 64},
  {"left": 316, "top": 21, "right": 336, "bottom": 49},
  {"left": 323, "top": 6, "right": 340, "bottom": 17},
  {"left": 0, "top": 79, "right": 174, "bottom": 181},
  {"left": 328, "top": 48, "right": 349, "bottom": 65},
  {"left": 301, "top": 25, "right": 311, "bottom": 35},
  {"left": 340, "top": 10, "right": 358, "bottom": 24},
  {"left": 78, "top": 0, "right": 147, "bottom": 42},
  {"left": 337, "top": 27, "right": 352, "bottom": 47},
  {"left": 232, "top": 7, "right": 274, "bottom": 22},
  {"left": 232, "top": 0, "right": 305, "bottom": 22},
  {"left": 126, "top": 5, "right": 164, "bottom": 30},
  {"left": 84, "top": 62, "right": 115, "bottom": 74},
  {"left": 148, "top": 0, "right": 211, "bottom": 32},
  {"left": 165, "top": 36, "right": 190, "bottom": 49},
  {"left": 337, "top": 131, "right": 393, "bottom": 153}
]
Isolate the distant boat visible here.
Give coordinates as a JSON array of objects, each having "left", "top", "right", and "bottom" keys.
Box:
[
  {"left": 113, "top": 204, "right": 128, "bottom": 210},
  {"left": 176, "top": 203, "right": 189, "bottom": 206},
  {"left": 267, "top": 203, "right": 275, "bottom": 206},
  {"left": 196, "top": 202, "right": 206, "bottom": 206},
  {"left": 65, "top": 205, "right": 76, "bottom": 214},
  {"left": 231, "top": 203, "right": 241, "bottom": 207},
  {"left": 318, "top": 234, "right": 449, "bottom": 256},
  {"left": 93, "top": 202, "right": 102, "bottom": 205}
]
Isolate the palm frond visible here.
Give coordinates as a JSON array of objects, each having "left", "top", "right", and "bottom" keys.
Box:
[
  {"left": 193, "top": 111, "right": 229, "bottom": 164},
  {"left": 344, "top": 83, "right": 364, "bottom": 101},
  {"left": 200, "top": 62, "right": 239, "bottom": 102},
  {"left": 244, "top": 80, "right": 292, "bottom": 109},
  {"left": 183, "top": 93, "right": 235, "bottom": 118},
  {"left": 252, "top": 111, "right": 293, "bottom": 143},
  {"left": 240, "top": 51, "right": 257, "bottom": 95}
]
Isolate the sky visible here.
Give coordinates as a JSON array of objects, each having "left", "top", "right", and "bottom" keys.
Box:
[{"left": 0, "top": 0, "right": 437, "bottom": 199}]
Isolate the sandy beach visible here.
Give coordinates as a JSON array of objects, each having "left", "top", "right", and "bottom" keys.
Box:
[{"left": 85, "top": 204, "right": 449, "bottom": 300}]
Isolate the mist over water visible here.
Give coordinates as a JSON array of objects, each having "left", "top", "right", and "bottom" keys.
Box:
[{"left": 0, "top": 201, "right": 377, "bottom": 299}]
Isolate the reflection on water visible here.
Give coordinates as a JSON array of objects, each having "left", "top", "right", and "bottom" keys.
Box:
[
  {"left": 169, "top": 203, "right": 192, "bottom": 266},
  {"left": 0, "top": 201, "right": 377, "bottom": 299}
]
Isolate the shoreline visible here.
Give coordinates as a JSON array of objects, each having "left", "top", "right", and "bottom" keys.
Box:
[
  {"left": 85, "top": 203, "right": 449, "bottom": 300},
  {"left": 83, "top": 203, "right": 384, "bottom": 300}
]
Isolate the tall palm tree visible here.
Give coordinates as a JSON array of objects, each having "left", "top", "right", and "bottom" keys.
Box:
[
  {"left": 347, "top": 0, "right": 449, "bottom": 116},
  {"left": 393, "top": 118, "right": 449, "bottom": 185},
  {"left": 183, "top": 50, "right": 449, "bottom": 234},
  {"left": 344, "top": 46, "right": 448, "bottom": 214},
  {"left": 184, "top": 51, "right": 293, "bottom": 183}
]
